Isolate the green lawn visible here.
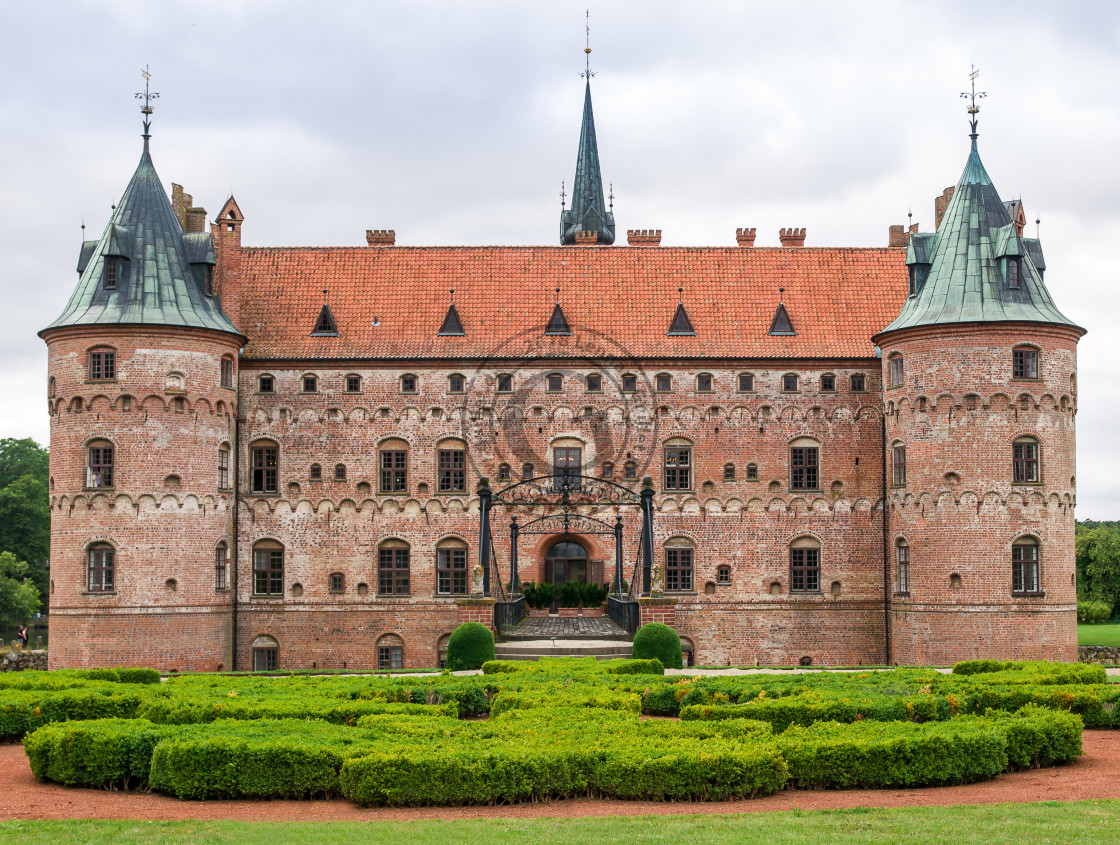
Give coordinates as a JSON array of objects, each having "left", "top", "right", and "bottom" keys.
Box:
[
  {"left": 1078, "top": 623, "right": 1120, "bottom": 646},
  {"left": 4, "top": 803, "right": 1120, "bottom": 845}
]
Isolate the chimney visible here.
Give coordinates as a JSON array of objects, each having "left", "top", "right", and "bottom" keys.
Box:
[
  {"left": 626, "top": 229, "right": 661, "bottom": 246},
  {"left": 934, "top": 186, "right": 955, "bottom": 230},
  {"left": 735, "top": 227, "right": 757, "bottom": 248},
  {"left": 365, "top": 229, "right": 396, "bottom": 246},
  {"left": 778, "top": 227, "right": 806, "bottom": 248},
  {"left": 171, "top": 184, "right": 186, "bottom": 228},
  {"left": 574, "top": 230, "right": 600, "bottom": 246},
  {"left": 185, "top": 207, "right": 208, "bottom": 234}
]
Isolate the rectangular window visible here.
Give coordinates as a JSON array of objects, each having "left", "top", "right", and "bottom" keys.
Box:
[
  {"left": 378, "top": 646, "right": 403, "bottom": 670},
  {"left": 329, "top": 573, "right": 344, "bottom": 592},
  {"left": 251, "top": 446, "right": 278, "bottom": 494},
  {"left": 437, "top": 547, "right": 468, "bottom": 595},
  {"left": 378, "top": 547, "right": 410, "bottom": 595},
  {"left": 449, "top": 375, "right": 465, "bottom": 393},
  {"left": 790, "top": 447, "right": 819, "bottom": 490},
  {"left": 665, "top": 548, "right": 693, "bottom": 592},
  {"left": 553, "top": 447, "right": 582, "bottom": 490},
  {"left": 697, "top": 373, "right": 713, "bottom": 392},
  {"left": 218, "top": 448, "right": 230, "bottom": 490},
  {"left": 664, "top": 447, "right": 692, "bottom": 490},
  {"left": 782, "top": 374, "right": 798, "bottom": 392},
  {"left": 1012, "top": 544, "right": 1040, "bottom": 594},
  {"left": 105, "top": 259, "right": 119, "bottom": 289},
  {"left": 497, "top": 374, "right": 512, "bottom": 392},
  {"left": 252, "top": 548, "right": 284, "bottom": 595},
  {"left": 259, "top": 375, "right": 274, "bottom": 394},
  {"left": 656, "top": 374, "right": 672, "bottom": 392},
  {"left": 790, "top": 547, "right": 820, "bottom": 593},
  {"left": 89, "top": 350, "right": 116, "bottom": 381},
  {"left": 220, "top": 358, "right": 234, "bottom": 388},
  {"left": 87, "top": 547, "right": 114, "bottom": 592},
  {"left": 1013, "top": 349, "right": 1039, "bottom": 379},
  {"left": 310, "top": 464, "right": 322, "bottom": 481},
  {"left": 334, "top": 464, "right": 346, "bottom": 481},
  {"left": 438, "top": 449, "right": 465, "bottom": 492},
  {"left": 624, "top": 462, "right": 637, "bottom": 479},
  {"left": 746, "top": 464, "right": 758, "bottom": 480},
  {"left": 302, "top": 375, "right": 317, "bottom": 393},
  {"left": 1013, "top": 441, "right": 1040, "bottom": 484},
  {"left": 892, "top": 444, "right": 906, "bottom": 487},
  {"left": 206, "top": 266, "right": 215, "bottom": 296},
  {"left": 586, "top": 374, "right": 602, "bottom": 392},
  {"left": 380, "top": 450, "right": 408, "bottom": 493},
  {"left": 401, "top": 375, "right": 417, "bottom": 393},
  {"left": 889, "top": 357, "right": 904, "bottom": 388},
  {"left": 738, "top": 373, "right": 754, "bottom": 392},
  {"left": 346, "top": 375, "right": 361, "bottom": 393},
  {"left": 621, "top": 374, "right": 637, "bottom": 393},
  {"left": 897, "top": 544, "right": 910, "bottom": 595},
  {"left": 547, "top": 374, "right": 563, "bottom": 392},
  {"left": 821, "top": 374, "right": 835, "bottom": 392},
  {"left": 851, "top": 374, "right": 866, "bottom": 392},
  {"left": 1007, "top": 258, "right": 1020, "bottom": 289},
  {"left": 215, "top": 547, "right": 228, "bottom": 590},
  {"left": 602, "top": 462, "right": 614, "bottom": 479},
  {"left": 253, "top": 648, "right": 278, "bottom": 671},
  {"left": 88, "top": 446, "right": 114, "bottom": 488}
]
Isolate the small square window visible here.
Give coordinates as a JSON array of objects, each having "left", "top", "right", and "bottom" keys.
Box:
[
  {"left": 717, "top": 565, "right": 731, "bottom": 585},
  {"left": 782, "top": 374, "right": 798, "bottom": 392},
  {"left": 329, "top": 573, "right": 344, "bottom": 592},
  {"left": 497, "top": 464, "right": 511, "bottom": 481},
  {"left": 497, "top": 374, "right": 512, "bottom": 393},
  {"left": 346, "top": 375, "right": 361, "bottom": 393},
  {"left": 656, "top": 374, "right": 672, "bottom": 392},
  {"left": 1013, "top": 349, "right": 1039, "bottom": 380},
  {"left": 821, "top": 374, "right": 835, "bottom": 392},
  {"left": 586, "top": 374, "right": 602, "bottom": 392},
  {"left": 622, "top": 374, "right": 637, "bottom": 393},
  {"left": 401, "top": 374, "right": 417, "bottom": 393},
  {"left": 851, "top": 374, "right": 866, "bottom": 392},
  {"left": 738, "top": 373, "right": 754, "bottom": 392},
  {"left": 449, "top": 375, "right": 465, "bottom": 393},
  {"left": 259, "top": 375, "right": 274, "bottom": 394},
  {"left": 310, "top": 464, "right": 322, "bottom": 481},
  {"left": 89, "top": 350, "right": 116, "bottom": 381},
  {"left": 547, "top": 374, "right": 563, "bottom": 392},
  {"left": 697, "top": 373, "right": 713, "bottom": 392},
  {"left": 302, "top": 375, "right": 318, "bottom": 393}
]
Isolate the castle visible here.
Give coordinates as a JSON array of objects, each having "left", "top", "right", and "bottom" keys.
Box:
[{"left": 40, "top": 71, "right": 1084, "bottom": 670}]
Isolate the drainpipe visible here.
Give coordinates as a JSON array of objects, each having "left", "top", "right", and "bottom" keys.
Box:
[
  {"left": 881, "top": 415, "right": 892, "bottom": 665},
  {"left": 231, "top": 412, "right": 240, "bottom": 671}
]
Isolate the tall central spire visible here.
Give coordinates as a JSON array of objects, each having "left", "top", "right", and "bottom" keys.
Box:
[{"left": 560, "top": 14, "right": 615, "bottom": 245}]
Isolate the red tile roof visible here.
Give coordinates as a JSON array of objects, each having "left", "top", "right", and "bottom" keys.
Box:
[{"left": 237, "top": 246, "right": 907, "bottom": 360}]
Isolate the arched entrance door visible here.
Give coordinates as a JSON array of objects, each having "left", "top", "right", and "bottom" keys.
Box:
[{"left": 545, "top": 540, "right": 588, "bottom": 585}]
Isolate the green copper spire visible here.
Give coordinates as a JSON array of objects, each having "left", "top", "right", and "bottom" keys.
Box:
[
  {"left": 878, "top": 136, "right": 1081, "bottom": 336},
  {"left": 560, "top": 63, "right": 615, "bottom": 244}
]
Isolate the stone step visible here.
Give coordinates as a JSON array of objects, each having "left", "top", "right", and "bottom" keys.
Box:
[
  {"left": 501, "top": 616, "right": 631, "bottom": 641},
  {"left": 494, "top": 638, "right": 633, "bottom": 661}
]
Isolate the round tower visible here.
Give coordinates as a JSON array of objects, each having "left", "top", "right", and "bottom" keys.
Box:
[
  {"left": 875, "top": 127, "right": 1084, "bottom": 664},
  {"left": 39, "top": 115, "right": 245, "bottom": 670}
]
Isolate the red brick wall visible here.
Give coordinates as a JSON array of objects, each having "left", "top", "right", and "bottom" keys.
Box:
[{"left": 879, "top": 323, "right": 1081, "bottom": 664}]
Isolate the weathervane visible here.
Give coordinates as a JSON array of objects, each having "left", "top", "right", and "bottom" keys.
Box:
[
  {"left": 581, "top": 9, "right": 595, "bottom": 79},
  {"left": 609, "top": 182, "right": 614, "bottom": 212},
  {"left": 560, "top": 180, "right": 566, "bottom": 210},
  {"left": 135, "top": 65, "right": 160, "bottom": 141},
  {"left": 960, "top": 65, "right": 986, "bottom": 138}
]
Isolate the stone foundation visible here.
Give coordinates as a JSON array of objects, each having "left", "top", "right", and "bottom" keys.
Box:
[{"left": 2, "top": 649, "right": 48, "bottom": 672}]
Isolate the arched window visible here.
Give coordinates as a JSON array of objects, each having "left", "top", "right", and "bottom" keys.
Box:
[
  {"left": 586, "top": 373, "right": 602, "bottom": 392},
  {"left": 664, "top": 538, "right": 695, "bottom": 593},
  {"left": 252, "top": 540, "right": 284, "bottom": 596},
  {"left": 790, "top": 537, "right": 821, "bottom": 593},
  {"left": 896, "top": 539, "right": 910, "bottom": 596},
  {"left": 891, "top": 441, "right": 906, "bottom": 487},
  {"left": 378, "top": 540, "right": 410, "bottom": 595},
  {"left": 88, "top": 347, "right": 116, "bottom": 381},
  {"left": 1013, "top": 437, "right": 1041, "bottom": 484},
  {"left": 301, "top": 373, "right": 318, "bottom": 393},
  {"left": 250, "top": 441, "right": 279, "bottom": 494},
  {"left": 888, "top": 354, "right": 904, "bottom": 388},
  {"left": 218, "top": 445, "right": 231, "bottom": 490},
  {"left": 790, "top": 437, "right": 820, "bottom": 491},
  {"left": 377, "top": 634, "right": 404, "bottom": 670},
  {"left": 545, "top": 540, "right": 588, "bottom": 585},
  {"left": 1013, "top": 346, "right": 1039, "bottom": 380},
  {"left": 664, "top": 438, "right": 693, "bottom": 491},
  {"left": 723, "top": 463, "right": 735, "bottom": 481},
  {"left": 621, "top": 373, "right": 638, "bottom": 393},
  {"left": 87, "top": 543, "right": 115, "bottom": 592},
  {"left": 1012, "top": 537, "right": 1041, "bottom": 595},
  {"left": 87, "top": 439, "right": 115, "bottom": 488},
  {"left": 329, "top": 572, "right": 345, "bottom": 593},
  {"left": 436, "top": 538, "right": 468, "bottom": 596},
  {"left": 220, "top": 356, "right": 234, "bottom": 389},
  {"left": 553, "top": 441, "right": 583, "bottom": 488},
  {"left": 215, "top": 542, "right": 229, "bottom": 591},
  {"left": 252, "top": 635, "right": 279, "bottom": 671},
  {"left": 436, "top": 439, "right": 466, "bottom": 493}
]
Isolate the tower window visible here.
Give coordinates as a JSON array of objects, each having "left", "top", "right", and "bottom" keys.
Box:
[
  {"left": 888, "top": 355, "right": 904, "bottom": 388},
  {"left": 1013, "top": 348, "right": 1039, "bottom": 379},
  {"left": 215, "top": 543, "right": 229, "bottom": 591},
  {"left": 908, "top": 265, "right": 917, "bottom": 297},
  {"left": 892, "top": 443, "right": 906, "bottom": 487},
  {"left": 220, "top": 357, "right": 234, "bottom": 389},
  {"left": 1013, "top": 438, "right": 1041, "bottom": 484},
  {"left": 896, "top": 540, "right": 910, "bottom": 595},
  {"left": 1012, "top": 538, "right": 1040, "bottom": 595},
  {"left": 87, "top": 544, "right": 115, "bottom": 592},
  {"left": 250, "top": 444, "right": 279, "bottom": 494},
  {"left": 89, "top": 349, "right": 116, "bottom": 381},
  {"left": 1007, "top": 258, "right": 1020, "bottom": 289},
  {"left": 87, "top": 442, "right": 114, "bottom": 488},
  {"left": 252, "top": 544, "right": 284, "bottom": 596},
  {"left": 205, "top": 266, "right": 215, "bottom": 296},
  {"left": 218, "top": 446, "right": 230, "bottom": 490}
]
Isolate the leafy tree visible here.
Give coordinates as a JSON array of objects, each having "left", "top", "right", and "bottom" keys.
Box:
[
  {"left": 0, "top": 474, "right": 49, "bottom": 567},
  {"left": 0, "top": 438, "right": 48, "bottom": 489},
  {"left": 1076, "top": 525, "right": 1120, "bottom": 610},
  {"left": 0, "top": 551, "right": 40, "bottom": 630}
]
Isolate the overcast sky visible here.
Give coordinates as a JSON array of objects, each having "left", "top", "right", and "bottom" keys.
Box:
[{"left": 1, "top": 1, "right": 1117, "bottom": 518}]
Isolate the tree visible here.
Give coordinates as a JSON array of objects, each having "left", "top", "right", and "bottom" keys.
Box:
[
  {"left": 1076, "top": 525, "right": 1120, "bottom": 610},
  {"left": 0, "top": 551, "right": 40, "bottom": 630},
  {"left": 0, "top": 438, "right": 48, "bottom": 490},
  {"left": 0, "top": 474, "right": 49, "bottom": 566}
]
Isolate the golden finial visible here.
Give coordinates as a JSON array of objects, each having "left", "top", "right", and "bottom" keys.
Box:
[{"left": 581, "top": 10, "right": 595, "bottom": 79}]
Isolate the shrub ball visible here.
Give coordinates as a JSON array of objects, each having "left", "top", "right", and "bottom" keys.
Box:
[
  {"left": 446, "top": 622, "right": 495, "bottom": 670},
  {"left": 631, "top": 622, "right": 683, "bottom": 669}
]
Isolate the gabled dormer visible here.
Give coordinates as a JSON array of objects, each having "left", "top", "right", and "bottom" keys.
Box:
[{"left": 905, "top": 232, "right": 936, "bottom": 298}]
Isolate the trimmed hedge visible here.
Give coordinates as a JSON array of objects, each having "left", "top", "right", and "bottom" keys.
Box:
[
  {"left": 631, "top": 622, "right": 683, "bottom": 669},
  {"left": 445, "top": 622, "right": 495, "bottom": 671},
  {"left": 604, "top": 658, "right": 665, "bottom": 676}
]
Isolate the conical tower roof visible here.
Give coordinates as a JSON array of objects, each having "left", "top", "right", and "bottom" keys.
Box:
[
  {"left": 878, "top": 138, "right": 1081, "bottom": 337},
  {"left": 560, "top": 81, "right": 615, "bottom": 245},
  {"left": 41, "top": 140, "right": 241, "bottom": 338}
]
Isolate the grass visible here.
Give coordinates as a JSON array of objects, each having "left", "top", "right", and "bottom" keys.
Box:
[
  {"left": 3, "top": 803, "right": 1120, "bottom": 844},
  {"left": 1078, "top": 623, "right": 1120, "bottom": 647}
]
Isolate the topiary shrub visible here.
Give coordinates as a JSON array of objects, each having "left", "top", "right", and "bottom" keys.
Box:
[
  {"left": 445, "top": 622, "right": 495, "bottom": 671},
  {"left": 632, "top": 623, "right": 683, "bottom": 670},
  {"left": 1078, "top": 600, "right": 1113, "bottom": 624}
]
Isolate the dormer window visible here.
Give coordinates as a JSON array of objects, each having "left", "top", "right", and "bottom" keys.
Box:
[
  {"left": 908, "top": 266, "right": 917, "bottom": 297},
  {"left": 1007, "top": 258, "right": 1020, "bottom": 290},
  {"left": 205, "top": 266, "right": 215, "bottom": 296},
  {"left": 105, "top": 259, "right": 120, "bottom": 290}
]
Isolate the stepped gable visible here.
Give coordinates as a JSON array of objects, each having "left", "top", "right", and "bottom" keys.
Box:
[{"left": 237, "top": 246, "right": 907, "bottom": 359}]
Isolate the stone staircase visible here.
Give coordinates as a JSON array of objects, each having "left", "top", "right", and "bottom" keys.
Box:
[{"left": 495, "top": 616, "right": 632, "bottom": 661}]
